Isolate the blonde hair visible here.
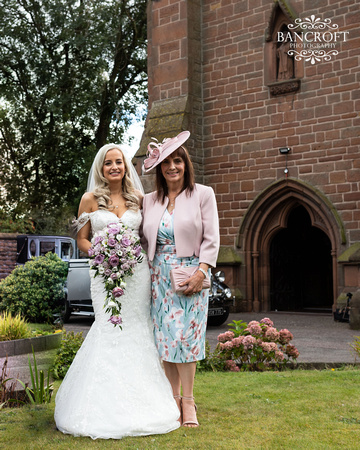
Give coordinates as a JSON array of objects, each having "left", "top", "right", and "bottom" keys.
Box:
[{"left": 89, "top": 144, "right": 140, "bottom": 211}]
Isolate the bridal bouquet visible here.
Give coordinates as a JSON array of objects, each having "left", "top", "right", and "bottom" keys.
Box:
[{"left": 88, "top": 222, "right": 144, "bottom": 328}]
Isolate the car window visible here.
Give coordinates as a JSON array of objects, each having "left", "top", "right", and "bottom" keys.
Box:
[
  {"left": 61, "top": 242, "right": 73, "bottom": 260},
  {"left": 29, "top": 240, "right": 36, "bottom": 257},
  {"left": 40, "top": 241, "right": 55, "bottom": 256}
]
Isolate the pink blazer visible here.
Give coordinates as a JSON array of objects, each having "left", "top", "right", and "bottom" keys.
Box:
[{"left": 141, "top": 184, "right": 220, "bottom": 267}]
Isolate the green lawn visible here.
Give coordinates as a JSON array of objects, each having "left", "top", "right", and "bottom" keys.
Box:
[
  {"left": 28, "top": 323, "right": 59, "bottom": 336},
  {"left": 1, "top": 368, "right": 360, "bottom": 449}
]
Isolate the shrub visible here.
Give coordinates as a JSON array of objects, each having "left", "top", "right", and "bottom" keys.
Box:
[
  {"left": 197, "top": 340, "right": 227, "bottom": 372},
  {"left": 52, "top": 331, "right": 84, "bottom": 379},
  {"left": 0, "top": 311, "right": 30, "bottom": 341},
  {"left": 198, "top": 318, "right": 299, "bottom": 372},
  {"left": 0, "top": 253, "right": 68, "bottom": 323}
]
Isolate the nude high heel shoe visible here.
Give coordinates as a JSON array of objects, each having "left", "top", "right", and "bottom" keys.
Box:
[{"left": 181, "top": 396, "right": 199, "bottom": 427}]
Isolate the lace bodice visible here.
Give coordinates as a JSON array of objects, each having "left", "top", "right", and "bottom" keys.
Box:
[{"left": 77, "top": 209, "right": 142, "bottom": 236}]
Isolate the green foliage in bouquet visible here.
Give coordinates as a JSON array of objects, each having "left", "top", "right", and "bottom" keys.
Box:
[
  {"left": 0, "top": 253, "right": 68, "bottom": 323},
  {"left": 52, "top": 331, "right": 84, "bottom": 379}
]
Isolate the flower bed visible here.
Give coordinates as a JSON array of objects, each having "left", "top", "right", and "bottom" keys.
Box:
[
  {"left": 0, "top": 331, "right": 62, "bottom": 358},
  {"left": 198, "top": 318, "right": 299, "bottom": 372}
]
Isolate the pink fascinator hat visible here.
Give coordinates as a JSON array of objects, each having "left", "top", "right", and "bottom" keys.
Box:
[{"left": 143, "top": 131, "right": 190, "bottom": 172}]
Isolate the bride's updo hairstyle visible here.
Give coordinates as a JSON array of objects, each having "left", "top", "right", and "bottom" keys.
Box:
[{"left": 89, "top": 144, "right": 140, "bottom": 211}]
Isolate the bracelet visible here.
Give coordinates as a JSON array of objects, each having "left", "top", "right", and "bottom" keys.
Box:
[{"left": 198, "top": 268, "right": 207, "bottom": 279}]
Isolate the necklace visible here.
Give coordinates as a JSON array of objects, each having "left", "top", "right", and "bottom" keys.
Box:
[
  {"left": 168, "top": 189, "right": 182, "bottom": 209},
  {"left": 111, "top": 194, "right": 123, "bottom": 210},
  {"left": 168, "top": 196, "right": 177, "bottom": 207}
]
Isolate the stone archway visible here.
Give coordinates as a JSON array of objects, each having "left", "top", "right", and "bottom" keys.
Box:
[{"left": 237, "top": 179, "right": 345, "bottom": 313}]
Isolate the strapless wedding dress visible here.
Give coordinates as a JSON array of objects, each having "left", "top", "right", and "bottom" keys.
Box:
[{"left": 54, "top": 209, "right": 180, "bottom": 440}]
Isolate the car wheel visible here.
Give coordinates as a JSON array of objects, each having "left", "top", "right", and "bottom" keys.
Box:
[
  {"left": 62, "top": 298, "right": 72, "bottom": 323},
  {"left": 207, "top": 306, "right": 230, "bottom": 327}
]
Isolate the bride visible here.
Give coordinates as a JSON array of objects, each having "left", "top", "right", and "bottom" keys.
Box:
[{"left": 54, "top": 144, "right": 180, "bottom": 439}]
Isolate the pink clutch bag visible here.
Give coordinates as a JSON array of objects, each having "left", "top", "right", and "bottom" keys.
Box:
[{"left": 170, "top": 266, "right": 210, "bottom": 294}]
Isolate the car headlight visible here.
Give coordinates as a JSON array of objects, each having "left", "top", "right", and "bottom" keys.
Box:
[
  {"left": 215, "top": 270, "right": 225, "bottom": 283},
  {"left": 224, "top": 288, "right": 232, "bottom": 298}
]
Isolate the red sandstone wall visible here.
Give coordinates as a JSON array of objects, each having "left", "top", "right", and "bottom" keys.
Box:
[
  {"left": 148, "top": 0, "right": 192, "bottom": 105},
  {"left": 0, "top": 234, "right": 17, "bottom": 279},
  {"left": 201, "top": 0, "right": 360, "bottom": 248}
]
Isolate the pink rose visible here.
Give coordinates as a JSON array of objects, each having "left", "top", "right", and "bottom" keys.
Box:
[
  {"left": 107, "top": 238, "right": 117, "bottom": 247},
  {"left": 112, "top": 286, "right": 124, "bottom": 298},
  {"left": 93, "top": 236, "right": 103, "bottom": 245},
  {"left": 109, "top": 255, "right": 120, "bottom": 267},
  {"left": 94, "top": 254, "right": 105, "bottom": 265},
  {"left": 107, "top": 224, "right": 121, "bottom": 234},
  {"left": 108, "top": 315, "right": 123, "bottom": 325},
  {"left": 121, "top": 237, "right": 131, "bottom": 247}
]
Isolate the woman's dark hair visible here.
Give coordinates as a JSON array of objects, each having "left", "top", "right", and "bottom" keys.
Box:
[{"left": 155, "top": 146, "right": 195, "bottom": 203}]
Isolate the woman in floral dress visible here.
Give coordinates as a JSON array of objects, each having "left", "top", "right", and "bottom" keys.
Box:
[{"left": 141, "top": 131, "right": 220, "bottom": 427}]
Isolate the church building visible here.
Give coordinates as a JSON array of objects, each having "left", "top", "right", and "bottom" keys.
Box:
[{"left": 135, "top": 0, "right": 360, "bottom": 313}]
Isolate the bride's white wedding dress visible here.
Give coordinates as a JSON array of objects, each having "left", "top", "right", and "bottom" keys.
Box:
[{"left": 54, "top": 209, "right": 180, "bottom": 440}]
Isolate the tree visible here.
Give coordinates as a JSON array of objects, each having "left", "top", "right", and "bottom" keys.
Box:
[{"left": 0, "top": 0, "right": 147, "bottom": 233}]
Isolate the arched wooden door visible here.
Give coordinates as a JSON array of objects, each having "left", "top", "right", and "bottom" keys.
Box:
[{"left": 237, "top": 179, "right": 345, "bottom": 312}]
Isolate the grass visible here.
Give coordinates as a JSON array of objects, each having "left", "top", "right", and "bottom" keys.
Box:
[
  {"left": 1, "top": 367, "right": 360, "bottom": 449},
  {"left": 28, "top": 323, "right": 60, "bottom": 337}
]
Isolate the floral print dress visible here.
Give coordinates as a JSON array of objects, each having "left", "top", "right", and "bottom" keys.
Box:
[{"left": 149, "top": 209, "right": 209, "bottom": 363}]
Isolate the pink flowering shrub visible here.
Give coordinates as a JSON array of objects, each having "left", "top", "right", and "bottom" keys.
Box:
[{"left": 198, "top": 317, "right": 299, "bottom": 372}]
